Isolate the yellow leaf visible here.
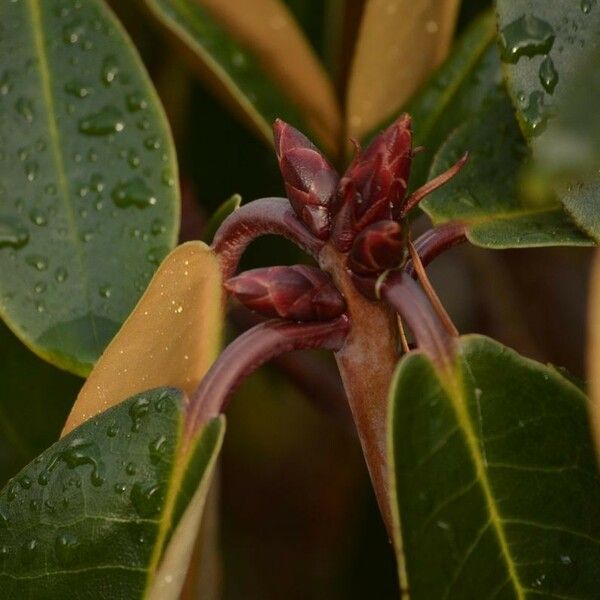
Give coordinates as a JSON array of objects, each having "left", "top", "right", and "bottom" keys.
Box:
[
  {"left": 346, "top": 0, "right": 460, "bottom": 140},
  {"left": 62, "top": 241, "right": 223, "bottom": 436},
  {"left": 587, "top": 249, "right": 600, "bottom": 457}
]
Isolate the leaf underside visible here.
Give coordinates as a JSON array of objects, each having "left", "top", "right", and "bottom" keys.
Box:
[
  {"left": 389, "top": 335, "right": 600, "bottom": 598},
  {"left": 0, "top": 388, "right": 224, "bottom": 599},
  {"left": 0, "top": 0, "right": 179, "bottom": 376}
]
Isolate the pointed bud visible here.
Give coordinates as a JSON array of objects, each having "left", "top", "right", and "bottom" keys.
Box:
[
  {"left": 273, "top": 119, "right": 339, "bottom": 240},
  {"left": 225, "top": 265, "right": 346, "bottom": 322},
  {"left": 347, "top": 220, "right": 405, "bottom": 276},
  {"left": 333, "top": 114, "right": 412, "bottom": 251}
]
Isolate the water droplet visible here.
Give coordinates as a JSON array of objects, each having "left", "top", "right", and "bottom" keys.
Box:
[
  {"left": 161, "top": 169, "right": 175, "bottom": 188},
  {"left": 79, "top": 106, "right": 125, "bottom": 136},
  {"left": 29, "top": 208, "right": 47, "bottom": 226},
  {"left": 55, "top": 267, "right": 68, "bottom": 283},
  {"left": 144, "top": 136, "right": 161, "bottom": 151},
  {"left": 101, "top": 55, "right": 119, "bottom": 86},
  {"left": 127, "top": 93, "right": 147, "bottom": 112},
  {"left": 19, "top": 475, "right": 32, "bottom": 489},
  {"left": 65, "top": 79, "right": 92, "bottom": 99},
  {"left": 16, "top": 97, "right": 34, "bottom": 122},
  {"left": 0, "top": 70, "right": 14, "bottom": 96},
  {"left": 131, "top": 481, "right": 162, "bottom": 518},
  {"left": 125, "top": 462, "right": 137, "bottom": 476},
  {"left": 55, "top": 533, "right": 79, "bottom": 565},
  {"left": 63, "top": 18, "right": 85, "bottom": 44},
  {"left": 107, "top": 423, "right": 119, "bottom": 437},
  {"left": 39, "top": 438, "right": 105, "bottom": 487},
  {"left": 0, "top": 217, "right": 29, "bottom": 249},
  {"left": 34, "top": 281, "right": 47, "bottom": 294},
  {"left": 128, "top": 150, "right": 140, "bottom": 169},
  {"left": 129, "top": 396, "right": 150, "bottom": 432},
  {"left": 98, "top": 285, "right": 111, "bottom": 299},
  {"left": 114, "top": 483, "right": 126, "bottom": 494},
  {"left": 149, "top": 435, "right": 168, "bottom": 464},
  {"left": 538, "top": 56, "right": 558, "bottom": 93},
  {"left": 499, "top": 14, "right": 555, "bottom": 63},
  {"left": 26, "top": 255, "right": 48, "bottom": 271},
  {"left": 21, "top": 539, "right": 38, "bottom": 564},
  {"left": 581, "top": 0, "right": 595, "bottom": 13},
  {"left": 151, "top": 218, "right": 166, "bottom": 236},
  {"left": 112, "top": 178, "right": 156, "bottom": 209},
  {"left": 522, "top": 90, "right": 549, "bottom": 136}
]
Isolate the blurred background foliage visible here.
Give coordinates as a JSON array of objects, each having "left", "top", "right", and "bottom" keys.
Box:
[{"left": 2, "top": 0, "right": 596, "bottom": 597}]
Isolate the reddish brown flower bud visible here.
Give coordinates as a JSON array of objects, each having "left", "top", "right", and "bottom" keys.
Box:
[
  {"left": 225, "top": 265, "right": 346, "bottom": 322},
  {"left": 347, "top": 220, "right": 405, "bottom": 276},
  {"left": 333, "top": 114, "right": 412, "bottom": 251},
  {"left": 273, "top": 119, "right": 339, "bottom": 240}
]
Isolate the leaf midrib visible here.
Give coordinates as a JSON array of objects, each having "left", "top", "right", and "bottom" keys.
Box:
[
  {"left": 440, "top": 359, "right": 526, "bottom": 599},
  {"left": 27, "top": 0, "right": 100, "bottom": 354}
]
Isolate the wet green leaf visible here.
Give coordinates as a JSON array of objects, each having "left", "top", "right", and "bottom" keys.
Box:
[
  {"left": 389, "top": 335, "right": 600, "bottom": 598},
  {"left": 422, "top": 93, "right": 592, "bottom": 248},
  {"left": 0, "top": 321, "right": 81, "bottom": 488},
  {"left": 0, "top": 0, "right": 180, "bottom": 376},
  {"left": 144, "top": 0, "right": 341, "bottom": 153},
  {"left": 0, "top": 388, "right": 224, "bottom": 599},
  {"left": 495, "top": 0, "right": 600, "bottom": 242}
]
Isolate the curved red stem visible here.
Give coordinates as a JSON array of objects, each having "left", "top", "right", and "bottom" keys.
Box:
[
  {"left": 404, "top": 221, "right": 467, "bottom": 277},
  {"left": 186, "top": 316, "right": 350, "bottom": 436},
  {"left": 211, "top": 197, "right": 324, "bottom": 279}
]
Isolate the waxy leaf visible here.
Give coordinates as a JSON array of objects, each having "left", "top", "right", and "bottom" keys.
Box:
[
  {"left": 495, "top": 0, "right": 600, "bottom": 242},
  {"left": 346, "top": 0, "right": 460, "bottom": 140},
  {"left": 389, "top": 335, "right": 600, "bottom": 598},
  {"left": 0, "top": 388, "right": 224, "bottom": 599},
  {"left": 423, "top": 94, "right": 592, "bottom": 248},
  {"left": 0, "top": 322, "right": 81, "bottom": 487},
  {"left": 144, "top": 0, "right": 341, "bottom": 152},
  {"left": 0, "top": 0, "right": 179, "bottom": 376},
  {"left": 63, "top": 241, "right": 223, "bottom": 435}
]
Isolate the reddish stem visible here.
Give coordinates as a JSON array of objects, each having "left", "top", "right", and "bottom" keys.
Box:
[
  {"left": 211, "top": 197, "right": 324, "bottom": 279},
  {"left": 404, "top": 221, "right": 467, "bottom": 277},
  {"left": 186, "top": 316, "right": 350, "bottom": 436},
  {"left": 379, "top": 271, "right": 456, "bottom": 365}
]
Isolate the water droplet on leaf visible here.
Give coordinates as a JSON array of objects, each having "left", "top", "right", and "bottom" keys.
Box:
[{"left": 499, "top": 14, "right": 555, "bottom": 63}]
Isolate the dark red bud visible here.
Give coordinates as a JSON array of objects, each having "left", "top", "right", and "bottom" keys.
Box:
[
  {"left": 347, "top": 220, "right": 405, "bottom": 276},
  {"left": 225, "top": 265, "right": 346, "bottom": 322},
  {"left": 273, "top": 119, "right": 339, "bottom": 239},
  {"left": 333, "top": 114, "right": 412, "bottom": 251}
]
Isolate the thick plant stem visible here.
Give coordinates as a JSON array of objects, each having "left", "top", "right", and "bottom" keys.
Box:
[
  {"left": 186, "top": 316, "right": 349, "bottom": 437},
  {"left": 319, "top": 244, "right": 400, "bottom": 535},
  {"left": 404, "top": 221, "right": 467, "bottom": 277},
  {"left": 379, "top": 270, "right": 456, "bottom": 367},
  {"left": 211, "top": 197, "right": 324, "bottom": 279}
]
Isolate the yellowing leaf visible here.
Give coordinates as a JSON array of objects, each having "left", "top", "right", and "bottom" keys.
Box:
[
  {"left": 346, "top": 0, "right": 460, "bottom": 140},
  {"left": 62, "top": 241, "right": 223, "bottom": 436}
]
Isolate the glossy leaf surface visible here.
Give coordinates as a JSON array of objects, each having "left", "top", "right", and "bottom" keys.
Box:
[
  {"left": 144, "top": 0, "right": 340, "bottom": 152},
  {"left": 389, "top": 335, "right": 600, "bottom": 598},
  {"left": 495, "top": 0, "right": 600, "bottom": 241},
  {"left": 0, "top": 0, "right": 179, "bottom": 376},
  {"left": 0, "top": 388, "right": 224, "bottom": 599},
  {"left": 63, "top": 241, "right": 223, "bottom": 435},
  {"left": 346, "top": 0, "right": 460, "bottom": 140},
  {"left": 422, "top": 94, "right": 592, "bottom": 248}
]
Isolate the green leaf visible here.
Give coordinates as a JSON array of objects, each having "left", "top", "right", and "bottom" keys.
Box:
[
  {"left": 363, "top": 11, "right": 502, "bottom": 185},
  {"left": 0, "top": 321, "right": 81, "bottom": 487},
  {"left": 495, "top": 0, "right": 600, "bottom": 242},
  {"left": 201, "top": 193, "right": 241, "bottom": 244},
  {"left": 0, "top": 388, "right": 224, "bottom": 599},
  {"left": 143, "top": 0, "right": 341, "bottom": 153},
  {"left": 422, "top": 93, "right": 592, "bottom": 248},
  {"left": 0, "top": 0, "right": 180, "bottom": 376},
  {"left": 388, "top": 335, "right": 600, "bottom": 598}
]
